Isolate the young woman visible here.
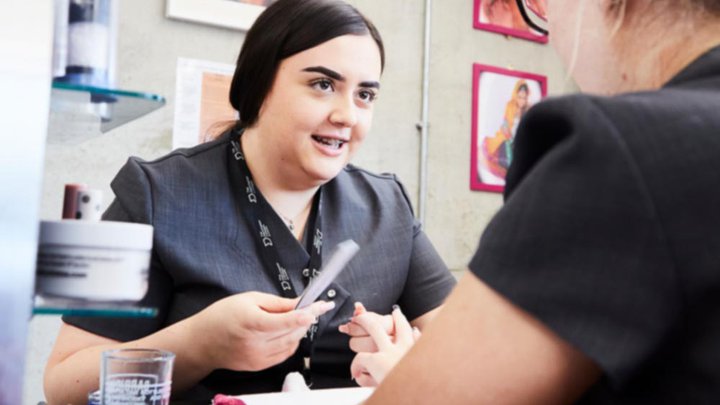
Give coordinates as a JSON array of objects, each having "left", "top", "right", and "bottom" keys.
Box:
[
  {"left": 43, "top": 1, "right": 455, "bottom": 403},
  {"left": 351, "top": 0, "right": 720, "bottom": 403}
]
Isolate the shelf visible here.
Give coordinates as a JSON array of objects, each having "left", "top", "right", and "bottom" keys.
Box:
[
  {"left": 48, "top": 82, "right": 166, "bottom": 144},
  {"left": 33, "top": 295, "right": 158, "bottom": 318}
]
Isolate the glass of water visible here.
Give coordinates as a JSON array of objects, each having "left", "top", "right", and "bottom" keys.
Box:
[{"left": 100, "top": 348, "right": 175, "bottom": 405}]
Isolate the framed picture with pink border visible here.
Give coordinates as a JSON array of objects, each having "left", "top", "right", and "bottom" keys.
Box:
[
  {"left": 473, "top": 0, "right": 548, "bottom": 43},
  {"left": 470, "top": 64, "right": 547, "bottom": 192}
]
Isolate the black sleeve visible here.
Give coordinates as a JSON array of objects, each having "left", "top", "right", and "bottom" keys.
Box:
[
  {"left": 393, "top": 176, "right": 457, "bottom": 321},
  {"left": 63, "top": 158, "right": 173, "bottom": 341},
  {"left": 469, "top": 96, "right": 681, "bottom": 388}
]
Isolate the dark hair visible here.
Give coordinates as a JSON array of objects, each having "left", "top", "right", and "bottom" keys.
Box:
[{"left": 229, "top": 0, "right": 385, "bottom": 128}]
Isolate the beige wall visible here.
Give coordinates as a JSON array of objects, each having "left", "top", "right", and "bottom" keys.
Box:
[
  {"left": 424, "top": 0, "right": 574, "bottom": 270},
  {"left": 24, "top": 1, "right": 575, "bottom": 403}
]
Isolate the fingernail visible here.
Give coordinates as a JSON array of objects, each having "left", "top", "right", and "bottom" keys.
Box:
[
  {"left": 392, "top": 304, "right": 401, "bottom": 313},
  {"left": 338, "top": 324, "right": 347, "bottom": 333},
  {"left": 324, "top": 301, "right": 336, "bottom": 311}
]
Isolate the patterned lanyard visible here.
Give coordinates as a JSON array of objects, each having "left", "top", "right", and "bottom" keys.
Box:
[{"left": 228, "top": 129, "right": 324, "bottom": 299}]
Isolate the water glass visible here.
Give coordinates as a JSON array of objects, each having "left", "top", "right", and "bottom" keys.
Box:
[{"left": 100, "top": 348, "right": 175, "bottom": 405}]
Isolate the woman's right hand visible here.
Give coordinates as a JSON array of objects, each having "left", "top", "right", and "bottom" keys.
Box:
[{"left": 193, "top": 291, "right": 335, "bottom": 372}]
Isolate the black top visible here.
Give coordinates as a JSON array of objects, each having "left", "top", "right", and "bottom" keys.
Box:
[
  {"left": 470, "top": 46, "right": 720, "bottom": 403},
  {"left": 64, "top": 132, "right": 455, "bottom": 400}
]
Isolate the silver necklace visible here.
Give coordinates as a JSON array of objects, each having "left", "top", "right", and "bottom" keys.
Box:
[
  {"left": 279, "top": 201, "right": 311, "bottom": 233},
  {"left": 281, "top": 215, "right": 295, "bottom": 232}
]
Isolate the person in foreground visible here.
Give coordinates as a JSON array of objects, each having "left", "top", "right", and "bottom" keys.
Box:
[
  {"left": 43, "top": 0, "right": 455, "bottom": 403},
  {"left": 351, "top": 0, "right": 720, "bottom": 403}
]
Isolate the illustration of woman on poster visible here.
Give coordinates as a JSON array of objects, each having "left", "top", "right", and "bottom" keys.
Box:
[{"left": 481, "top": 79, "right": 530, "bottom": 179}]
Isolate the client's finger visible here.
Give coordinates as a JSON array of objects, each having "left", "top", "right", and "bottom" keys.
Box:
[
  {"left": 392, "top": 305, "right": 414, "bottom": 345},
  {"left": 353, "top": 302, "right": 367, "bottom": 317},
  {"left": 355, "top": 371, "right": 377, "bottom": 388},
  {"left": 352, "top": 313, "right": 393, "bottom": 352},
  {"left": 349, "top": 336, "right": 379, "bottom": 353},
  {"left": 350, "top": 352, "right": 369, "bottom": 379},
  {"left": 412, "top": 326, "right": 422, "bottom": 341},
  {"left": 340, "top": 313, "right": 394, "bottom": 336},
  {"left": 350, "top": 353, "right": 378, "bottom": 387}
]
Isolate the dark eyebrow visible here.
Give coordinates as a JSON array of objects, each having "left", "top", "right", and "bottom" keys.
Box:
[
  {"left": 302, "top": 66, "right": 380, "bottom": 90},
  {"left": 360, "top": 81, "right": 380, "bottom": 90},
  {"left": 303, "top": 66, "right": 344, "bottom": 81}
]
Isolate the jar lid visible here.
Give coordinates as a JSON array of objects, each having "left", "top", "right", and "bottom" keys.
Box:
[{"left": 39, "top": 220, "right": 153, "bottom": 250}]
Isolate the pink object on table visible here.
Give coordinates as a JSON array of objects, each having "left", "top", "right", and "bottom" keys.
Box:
[{"left": 213, "top": 394, "right": 247, "bottom": 405}]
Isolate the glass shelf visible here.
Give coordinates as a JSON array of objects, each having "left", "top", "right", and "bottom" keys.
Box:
[
  {"left": 33, "top": 295, "right": 158, "bottom": 318},
  {"left": 48, "top": 82, "right": 166, "bottom": 144}
]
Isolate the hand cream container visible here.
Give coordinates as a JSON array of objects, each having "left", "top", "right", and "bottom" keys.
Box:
[{"left": 36, "top": 220, "right": 153, "bottom": 301}]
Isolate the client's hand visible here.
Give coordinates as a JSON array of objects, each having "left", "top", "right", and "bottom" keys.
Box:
[
  {"left": 193, "top": 291, "right": 335, "bottom": 372},
  {"left": 339, "top": 302, "right": 394, "bottom": 353},
  {"left": 348, "top": 306, "right": 420, "bottom": 387}
]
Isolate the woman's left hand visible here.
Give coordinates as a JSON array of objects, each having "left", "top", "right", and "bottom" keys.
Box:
[{"left": 348, "top": 306, "right": 420, "bottom": 386}]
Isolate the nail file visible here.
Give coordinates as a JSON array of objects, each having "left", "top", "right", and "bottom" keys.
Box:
[{"left": 295, "top": 239, "right": 360, "bottom": 310}]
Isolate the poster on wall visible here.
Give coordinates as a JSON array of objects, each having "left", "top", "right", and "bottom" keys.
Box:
[
  {"left": 473, "top": 0, "right": 548, "bottom": 43},
  {"left": 470, "top": 64, "right": 547, "bottom": 192},
  {"left": 166, "top": 0, "right": 277, "bottom": 31},
  {"left": 173, "top": 58, "right": 238, "bottom": 150}
]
